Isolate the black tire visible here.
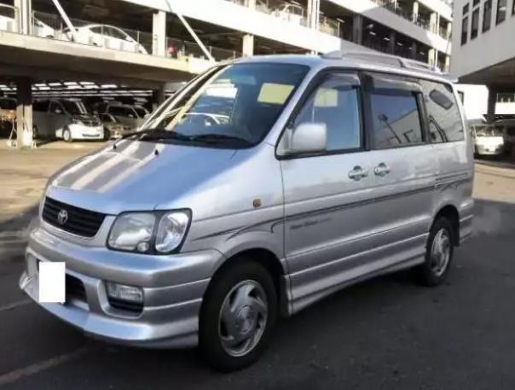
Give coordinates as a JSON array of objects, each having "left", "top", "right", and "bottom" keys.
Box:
[
  {"left": 63, "top": 128, "right": 72, "bottom": 142},
  {"left": 414, "top": 217, "right": 455, "bottom": 286},
  {"left": 199, "top": 260, "right": 277, "bottom": 372}
]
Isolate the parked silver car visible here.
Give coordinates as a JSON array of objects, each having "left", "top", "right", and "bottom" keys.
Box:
[{"left": 20, "top": 52, "right": 474, "bottom": 371}]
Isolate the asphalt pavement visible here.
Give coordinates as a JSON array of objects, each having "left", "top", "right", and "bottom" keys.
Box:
[{"left": 0, "top": 154, "right": 514, "bottom": 389}]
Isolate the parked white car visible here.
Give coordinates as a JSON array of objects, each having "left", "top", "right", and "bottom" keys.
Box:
[
  {"left": 0, "top": 5, "right": 54, "bottom": 37},
  {"left": 0, "top": 4, "right": 16, "bottom": 33},
  {"left": 33, "top": 17, "right": 55, "bottom": 38},
  {"left": 470, "top": 124, "right": 505, "bottom": 156},
  {"left": 33, "top": 99, "right": 104, "bottom": 141},
  {"left": 271, "top": 3, "right": 305, "bottom": 25},
  {"left": 64, "top": 24, "right": 148, "bottom": 54}
]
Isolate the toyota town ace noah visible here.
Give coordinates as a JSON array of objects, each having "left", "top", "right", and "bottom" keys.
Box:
[{"left": 20, "top": 52, "right": 474, "bottom": 371}]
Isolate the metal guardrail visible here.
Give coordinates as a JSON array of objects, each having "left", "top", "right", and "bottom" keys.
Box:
[
  {"left": 225, "top": 0, "right": 345, "bottom": 38},
  {"left": 369, "top": 0, "right": 449, "bottom": 39},
  {"left": 10, "top": 11, "right": 241, "bottom": 64}
]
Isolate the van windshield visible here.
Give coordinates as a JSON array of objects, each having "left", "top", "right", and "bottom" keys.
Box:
[
  {"left": 476, "top": 126, "right": 503, "bottom": 137},
  {"left": 138, "top": 62, "right": 309, "bottom": 147},
  {"left": 61, "top": 100, "right": 89, "bottom": 116}
]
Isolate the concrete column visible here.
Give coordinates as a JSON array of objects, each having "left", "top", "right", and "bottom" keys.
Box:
[
  {"left": 353, "top": 14, "right": 363, "bottom": 45},
  {"left": 14, "top": 0, "right": 32, "bottom": 34},
  {"left": 444, "top": 55, "right": 450, "bottom": 72},
  {"left": 429, "top": 12, "right": 440, "bottom": 34},
  {"left": 242, "top": 34, "right": 254, "bottom": 57},
  {"left": 412, "top": 1, "right": 419, "bottom": 22},
  {"left": 16, "top": 78, "right": 33, "bottom": 148},
  {"left": 388, "top": 30, "right": 396, "bottom": 54},
  {"left": 410, "top": 41, "right": 417, "bottom": 59},
  {"left": 487, "top": 87, "right": 497, "bottom": 123},
  {"left": 152, "top": 86, "right": 166, "bottom": 111},
  {"left": 246, "top": 0, "right": 256, "bottom": 9},
  {"left": 152, "top": 10, "right": 167, "bottom": 57},
  {"left": 428, "top": 48, "right": 438, "bottom": 67},
  {"left": 307, "top": 0, "right": 320, "bottom": 30},
  {"left": 445, "top": 21, "right": 452, "bottom": 40}
]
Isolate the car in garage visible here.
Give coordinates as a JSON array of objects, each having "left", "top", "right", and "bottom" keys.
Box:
[
  {"left": 98, "top": 103, "right": 149, "bottom": 130},
  {"left": 33, "top": 99, "right": 104, "bottom": 141},
  {"left": 0, "top": 4, "right": 54, "bottom": 37},
  {"left": 98, "top": 112, "right": 132, "bottom": 139},
  {"left": 63, "top": 24, "right": 148, "bottom": 54},
  {"left": 0, "top": 97, "right": 16, "bottom": 137}
]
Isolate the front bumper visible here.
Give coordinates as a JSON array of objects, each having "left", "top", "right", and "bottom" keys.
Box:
[
  {"left": 19, "top": 225, "right": 225, "bottom": 348},
  {"left": 476, "top": 144, "right": 504, "bottom": 155},
  {"left": 69, "top": 124, "right": 104, "bottom": 140}
]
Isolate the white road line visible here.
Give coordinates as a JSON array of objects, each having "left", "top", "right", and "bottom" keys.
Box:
[
  {"left": 0, "top": 347, "right": 92, "bottom": 386},
  {"left": 0, "top": 299, "right": 32, "bottom": 313}
]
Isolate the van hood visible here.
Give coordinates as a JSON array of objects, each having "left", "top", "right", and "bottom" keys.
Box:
[{"left": 46, "top": 140, "right": 237, "bottom": 214}]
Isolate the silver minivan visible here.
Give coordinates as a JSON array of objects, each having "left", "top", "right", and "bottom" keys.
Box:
[{"left": 20, "top": 52, "right": 474, "bottom": 371}]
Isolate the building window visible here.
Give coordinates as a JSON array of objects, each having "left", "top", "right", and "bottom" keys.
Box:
[
  {"left": 461, "top": 16, "right": 469, "bottom": 45},
  {"left": 513, "top": 0, "right": 515, "bottom": 15},
  {"left": 496, "top": 0, "right": 507, "bottom": 24},
  {"left": 463, "top": 3, "right": 470, "bottom": 15},
  {"left": 471, "top": 8, "right": 480, "bottom": 39},
  {"left": 473, "top": 0, "right": 480, "bottom": 6},
  {"left": 483, "top": 0, "right": 492, "bottom": 32}
]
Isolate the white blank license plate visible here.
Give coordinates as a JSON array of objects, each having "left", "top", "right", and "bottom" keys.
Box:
[{"left": 38, "top": 261, "right": 66, "bottom": 303}]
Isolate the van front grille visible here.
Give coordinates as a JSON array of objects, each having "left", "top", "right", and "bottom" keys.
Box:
[{"left": 42, "top": 197, "right": 105, "bottom": 238}]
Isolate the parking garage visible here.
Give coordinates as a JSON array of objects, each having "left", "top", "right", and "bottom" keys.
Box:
[{"left": 0, "top": 0, "right": 452, "bottom": 148}]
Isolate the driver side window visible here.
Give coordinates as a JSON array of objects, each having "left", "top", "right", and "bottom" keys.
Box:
[
  {"left": 50, "top": 101, "right": 62, "bottom": 114},
  {"left": 293, "top": 73, "right": 362, "bottom": 152}
]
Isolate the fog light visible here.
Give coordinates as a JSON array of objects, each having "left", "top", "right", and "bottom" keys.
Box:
[{"left": 106, "top": 282, "right": 143, "bottom": 303}]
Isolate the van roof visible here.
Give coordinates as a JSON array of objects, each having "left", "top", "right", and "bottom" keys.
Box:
[{"left": 234, "top": 51, "right": 454, "bottom": 85}]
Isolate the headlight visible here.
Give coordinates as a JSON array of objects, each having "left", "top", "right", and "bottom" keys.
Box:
[
  {"left": 107, "top": 210, "right": 191, "bottom": 254},
  {"left": 108, "top": 213, "right": 156, "bottom": 252},
  {"left": 155, "top": 211, "right": 190, "bottom": 253},
  {"left": 71, "top": 118, "right": 83, "bottom": 125}
]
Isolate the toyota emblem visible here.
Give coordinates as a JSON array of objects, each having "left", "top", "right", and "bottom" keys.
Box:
[{"left": 57, "top": 209, "right": 68, "bottom": 225}]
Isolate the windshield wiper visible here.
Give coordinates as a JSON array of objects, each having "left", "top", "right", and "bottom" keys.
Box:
[
  {"left": 188, "top": 133, "right": 252, "bottom": 146},
  {"left": 122, "top": 128, "right": 191, "bottom": 142}
]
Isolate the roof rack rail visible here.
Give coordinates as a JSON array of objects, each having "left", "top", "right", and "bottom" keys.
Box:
[{"left": 321, "top": 50, "right": 442, "bottom": 74}]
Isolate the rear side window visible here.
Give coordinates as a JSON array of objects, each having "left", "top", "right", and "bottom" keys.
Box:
[
  {"left": 33, "top": 100, "right": 49, "bottom": 112},
  {"left": 109, "top": 106, "right": 130, "bottom": 117},
  {"left": 293, "top": 73, "right": 361, "bottom": 152},
  {"left": 420, "top": 80, "right": 464, "bottom": 143},
  {"left": 365, "top": 74, "right": 424, "bottom": 149}
]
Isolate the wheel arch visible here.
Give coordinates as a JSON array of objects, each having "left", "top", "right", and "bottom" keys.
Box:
[
  {"left": 207, "top": 247, "right": 290, "bottom": 318},
  {"left": 433, "top": 204, "right": 460, "bottom": 246}
]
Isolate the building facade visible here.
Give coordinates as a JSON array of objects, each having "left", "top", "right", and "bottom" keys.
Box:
[{"left": 451, "top": 0, "right": 515, "bottom": 121}]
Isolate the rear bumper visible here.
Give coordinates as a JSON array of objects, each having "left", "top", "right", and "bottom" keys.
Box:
[{"left": 19, "top": 226, "right": 225, "bottom": 348}]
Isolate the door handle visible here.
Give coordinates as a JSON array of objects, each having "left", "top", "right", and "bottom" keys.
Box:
[
  {"left": 348, "top": 166, "right": 369, "bottom": 181},
  {"left": 374, "top": 163, "right": 390, "bottom": 177}
]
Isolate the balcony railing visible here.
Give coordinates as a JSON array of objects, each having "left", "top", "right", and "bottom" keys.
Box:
[
  {"left": 225, "top": 0, "right": 348, "bottom": 38},
  {"left": 369, "top": 0, "right": 450, "bottom": 39},
  {"left": 0, "top": 9, "right": 242, "bottom": 67}
]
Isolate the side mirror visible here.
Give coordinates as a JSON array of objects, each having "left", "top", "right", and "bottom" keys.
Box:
[
  {"left": 286, "top": 122, "right": 327, "bottom": 154},
  {"left": 55, "top": 108, "right": 62, "bottom": 115}
]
